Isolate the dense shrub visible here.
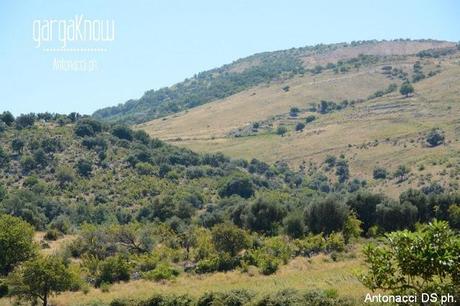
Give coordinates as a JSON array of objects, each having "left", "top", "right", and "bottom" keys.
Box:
[
  {"left": 197, "top": 289, "right": 254, "bottom": 306},
  {"left": 283, "top": 214, "right": 305, "bottom": 238},
  {"left": 305, "top": 197, "right": 349, "bottom": 234},
  {"left": 15, "top": 113, "right": 35, "bottom": 129},
  {"left": 295, "top": 122, "right": 305, "bottom": 131},
  {"left": 112, "top": 125, "right": 134, "bottom": 141},
  {"left": 96, "top": 255, "right": 130, "bottom": 286},
  {"left": 76, "top": 159, "right": 93, "bottom": 177},
  {"left": 218, "top": 175, "right": 254, "bottom": 199},
  {"left": 425, "top": 128, "right": 445, "bottom": 147},
  {"left": 142, "top": 262, "right": 179, "bottom": 281},
  {"left": 211, "top": 223, "right": 250, "bottom": 256},
  {"left": 372, "top": 167, "right": 387, "bottom": 179},
  {"left": 305, "top": 115, "right": 316, "bottom": 123},
  {"left": 376, "top": 200, "right": 418, "bottom": 232},
  {"left": 246, "top": 196, "right": 286, "bottom": 235}
]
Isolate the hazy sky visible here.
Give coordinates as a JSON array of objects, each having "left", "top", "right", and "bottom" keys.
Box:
[{"left": 0, "top": 0, "right": 459, "bottom": 115}]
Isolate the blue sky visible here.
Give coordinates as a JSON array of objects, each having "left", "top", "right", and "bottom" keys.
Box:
[{"left": 0, "top": 0, "right": 459, "bottom": 115}]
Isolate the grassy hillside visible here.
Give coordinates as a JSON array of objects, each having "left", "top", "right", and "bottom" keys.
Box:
[
  {"left": 93, "top": 39, "right": 453, "bottom": 125},
  {"left": 138, "top": 42, "right": 460, "bottom": 195}
]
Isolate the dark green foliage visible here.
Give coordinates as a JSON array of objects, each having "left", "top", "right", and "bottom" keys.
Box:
[
  {"left": 289, "top": 107, "right": 300, "bottom": 117},
  {"left": 197, "top": 289, "right": 254, "bottom": 306},
  {"left": 417, "top": 47, "right": 457, "bottom": 58},
  {"left": 305, "top": 196, "right": 349, "bottom": 234},
  {"left": 11, "top": 138, "right": 25, "bottom": 154},
  {"left": 372, "top": 167, "right": 387, "bottom": 179},
  {"left": 399, "top": 82, "right": 414, "bottom": 97},
  {"left": 33, "top": 148, "right": 48, "bottom": 168},
  {"left": 218, "top": 175, "right": 254, "bottom": 199},
  {"left": 276, "top": 126, "right": 287, "bottom": 136},
  {"left": 0, "top": 111, "right": 15, "bottom": 126},
  {"left": 15, "top": 113, "right": 35, "bottom": 130},
  {"left": 376, "top": 200, "right": 418, "bottom": 231},
  {"left": 305, "top": 115, "right": 316, "bottom": 123},
  {"left": 317, "top": 100, "right": 350, "bottom": 114},
  {"left": 94, "top": 52, "right": 304, "bottom": 125},
  {"left": 74, "top": 118, "right": 103, "bottom": 137},
  {"left": 0, "top": 147, "right": 9, "bottom": 168},
  {"left": 246, "top": 196, "right": 286, "bottom": 234},
  {"left": 112, "top": 125, "right": 134, "bottom": 141},
  {"left": 295, "top": 122, "right": 305, "bottom": 131},
  {"left": 400, "top": 189, "right": 430, "bottom": 222},
  {"left": 426, "top": 128, "right": 445, "bottom": 147},
  {"left": 283, "top": 214, "right": 305, "bottom": 238},
  {"left": 1, "top": 190, "right": 49, "bottom": 229},
  {"left": 347, "top": 192, "right": 385, "bottom": 232},
  {"left": 335, "top": 159, "right": 349, "bottom": 183},
  {"left": 41, "top": 137, "right": 63, "bottom": 153},
  {"left": 76, "top": 159, "right": 92, "bottom": 177}
]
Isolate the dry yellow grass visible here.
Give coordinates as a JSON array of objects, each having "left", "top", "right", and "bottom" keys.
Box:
[
  {"left": 34, "top": 232, "right": 78, "bottom": 256},
  {"left": 49, "top": 253, "right": 366, "bottom": 306}
]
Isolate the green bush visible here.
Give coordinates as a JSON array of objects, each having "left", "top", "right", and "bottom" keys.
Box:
[
  {"left": 305, "top": 115, "right": 316, "bottom": 123},
  {"left": 295, "top": 122, "right": 305, "bottom": 131},
  {"left": 196, "top": 257, "right": 220, "bottom": 274},
  {"left": 276, "top": 126, "right": 288, "bottom": 136},
  {"left": 142, "top": 262, "right": 179, "bottom": 281},
  {"left": 197, "top": 289, "right": 254, "bottom": 306},
  {"left": 96, "top": 255, "right": 130, "bottom": 286},
  {"left": 324, "top": 232, "right": 346, "bottom": 253},
  {"left": 293, "top": 234, "right": 325, "bottom": 257},
  {"left": 373, "top": 167, "right": 387, "bottom": 179}
]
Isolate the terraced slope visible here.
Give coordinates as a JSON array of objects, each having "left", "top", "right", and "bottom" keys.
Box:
[{"left": 138, "top": 43, "right": 460, "bottom": 194}]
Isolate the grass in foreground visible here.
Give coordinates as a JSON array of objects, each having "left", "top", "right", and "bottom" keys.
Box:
[{"left": 41, "top": 252, "right": 366, "bottom": 306}]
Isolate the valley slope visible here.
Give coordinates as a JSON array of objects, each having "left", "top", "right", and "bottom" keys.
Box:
[{"left": 134, "top": 40, "right": 460, "bottom": 195}]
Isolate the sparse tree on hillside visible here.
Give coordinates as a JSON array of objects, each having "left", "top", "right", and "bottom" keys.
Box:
[
  {"left": 399, "top": 82, "right": 414, "bottom": 97},
  {"left": 425, "top": 128, "right": 445, "bottom": 147},
  {"left": 393, "top": 165, "right": 410, "bottom": 183},
  {"left": 276, "top": 126, "right": 287, "bottom": 136},
  {"left": 295, "top": 122, "right": 305, "bottom": 131},
  {"left": 11, "top": 138, "right": 25, "bottom": 154},
  {"left": 0, "top": 111, "right": 15, "bottom": 126},
  {"left": 8, "top": 255, "right": 76, "bottom": 306}
]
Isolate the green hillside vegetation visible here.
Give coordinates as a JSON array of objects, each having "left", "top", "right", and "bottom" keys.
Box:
[
  {"left": 137, "top": 41, "right": 460, "bottom": 196},
  {"left": 93, "top": 39, "right": 454, "bottom": 125},
  {"left": 0, "top": 113, "right": 459, "bottom": 305}
]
